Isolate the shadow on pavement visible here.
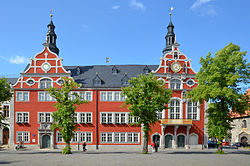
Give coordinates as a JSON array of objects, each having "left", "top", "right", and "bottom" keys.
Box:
[{"left": 0, "top": 161, "right": 20, "bottom": 165}]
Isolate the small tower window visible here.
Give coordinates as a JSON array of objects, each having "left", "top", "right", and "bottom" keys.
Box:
[
  {"left": 174, "top": 52, "right": 178, "bottom": 59},
  {"left": 242, "top": 120, "right": 247, "bottom": 128}
]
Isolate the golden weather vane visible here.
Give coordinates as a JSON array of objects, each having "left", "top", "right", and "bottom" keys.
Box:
[
  {"left": 50, "top": 9, "right": 53, "bottom": 21},
  {"left": 169, "top": 6, "right": 174, "bottom": 16}
]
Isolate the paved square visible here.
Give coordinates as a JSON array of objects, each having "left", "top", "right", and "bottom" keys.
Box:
[{"left": 0, "top": 148, "right": 249, "bottom": 166}]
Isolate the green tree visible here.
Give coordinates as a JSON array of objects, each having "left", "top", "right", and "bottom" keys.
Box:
[
  {"left": 122, "top": 73, "right": 172, "bottom": 153},
  {"left": 0, "top": 77, "right": 12, "bottom": 128},
  {"left": 47, "top": 77, "right": 87, "bottom": 154},
  {"left": 187, "top": 43, "right": 250, "bottom": 153}
]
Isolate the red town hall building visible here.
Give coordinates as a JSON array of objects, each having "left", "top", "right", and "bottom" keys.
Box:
[{"left": 8, "top": 16, "right": 208, "bottom": 150}]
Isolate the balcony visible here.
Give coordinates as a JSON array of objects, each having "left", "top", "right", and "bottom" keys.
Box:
[{"left": 160, "top": 119, "right": 192, "bottom": 125}]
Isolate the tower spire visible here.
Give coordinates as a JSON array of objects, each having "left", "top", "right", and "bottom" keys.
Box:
[
  {"left": 43, "top": 9, "right": 59, "bottom": 55},
  {"left": 163, "top": 7, "right": 175, "bottom": 54}
]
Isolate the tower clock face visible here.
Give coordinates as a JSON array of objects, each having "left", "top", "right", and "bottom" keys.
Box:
[
  {"left": 171, "top": 62, "right": 181, "bottom": 73},
  {"left": 41, "top": 62, "right": 51, "bottom": 72}
]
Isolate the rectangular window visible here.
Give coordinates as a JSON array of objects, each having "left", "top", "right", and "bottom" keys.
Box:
[
  {"left": 127, "top": 133, "right": 133, "bottom": 142},
  {"left": 79, "top": 91, "right": 93, "bottom": 101},
  {"left": 16, "top": 92, "right": 29, "bottom": 101},
  {"left": 16, "top": 112, "right": 29, "bottom": 123},
  {"left": 100, "top": 132, "right": 139, "bottom": 143},
  {"left": 80, "top": 133, "right": 85, "bottom": 142},
  {"left": 107, "top": 113, "right": 112, "bottom": 123},
  {"left": 16, "top": 132, "right": 30, "bottom": 143},
  {"left": 38, "top": 92, "right": 55, "bottom": 101},
  {"left": 121, "top": 113, "right": 126, "bottom": 124},
  {"left": 57, "top": 132, "right": 63, "bottom": 142},
  {"left": 187, "top": 101, "right": 199, "bottom": 120},
  {"left": 38, "top": 112, "right": 52, "bottom": 123},
  {"left": 86, "top": 113, "right": 92, "bottom": 123},
  {"left": 115, "top": 113, "right": 120, "bottom": 123},
  {"left": 101, "top": 113, "right": 107, "bottom": 123},
  {"left": 3, "top": 105, "right": 10, "bottom": 118},
  {"left": 72, "top": 133, "right": 78, "bottom": 142},
  {"left": 100, "top": 91, "right": 124, "bottom": 101}
]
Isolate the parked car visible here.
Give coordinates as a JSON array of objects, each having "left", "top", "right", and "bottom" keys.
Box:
[
  {"left": 222, "top": 142, "right": 229, "bottom": 146},
  {"left": 232, "top": 142, "right": 248, "bottom": 147}
]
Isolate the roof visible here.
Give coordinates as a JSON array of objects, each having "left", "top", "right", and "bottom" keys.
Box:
[
  {"left": 64, "top": 65, "right": 158, "bottom": 88},
  {"left": 6, "top": 78, "right": 18, "bottom": 85}
]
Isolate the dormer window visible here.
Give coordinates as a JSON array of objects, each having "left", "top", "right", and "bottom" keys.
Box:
[
  {"left": 76, "top": 66, "right": 81, "bottom": 75},
  {"left": 121, "top": 73, "right": 129, "bottom": 86},
  {"left": 143, "top": 66, "right": 150, "bottom": 74},
  {"left": 93, "top": 73, "right": 102, "bottom": 86},
  {"left": 112, "top": 66, "right": 118, "bottom": 74},
  {"left": 40, "top": 78, "right": 52, "bottom": 89}
]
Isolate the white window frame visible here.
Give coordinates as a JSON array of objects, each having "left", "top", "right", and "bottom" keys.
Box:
[
  {"left": 16, "top": 131, "right": 30, "bottom": 143},
  {"left": 56, "top": 132, "right": 63, "bottom": 143},
  {"left": 38, "top": 112, "right": 53, "bottom": 123},
  {"left": 100, "top": 132, "right": 140, "bottom": 143},
  {"left": 186, "top": 101, "right": 200, "bottom": 120},
  {"left": 168, "top": 98, "right": 183, "bottom": 119},
  {"left": 39, "top": 78, "right": 53, "bottom": 89},
  {"left": 16, "top": 91, "right": 29, "bottom": 101},
  {"left": 101, "top": 112, "right": 133, "bottom": 124},
  {"left": 38, "top": 91, "right": 56, "bottom": 101},
  {"left": 16, "top": 112, "right": 29, "bottom": 123},
  {"left": 170, "top": 79, "right": 182, "bottom": 90},
  {"left": 100, "top": 91, "right": 125, "bottom": 101},
  {"left": 79, "top": 112, "right": 92, "bottom": 124}
]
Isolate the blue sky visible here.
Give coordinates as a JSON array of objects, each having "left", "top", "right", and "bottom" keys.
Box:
[{"left": 0, "top": 0, "right": 249, "bottom": 77}]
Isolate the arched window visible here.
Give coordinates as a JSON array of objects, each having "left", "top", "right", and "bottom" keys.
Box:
[
  {"left": 187, "top": 101, "right": 198, "bottom": 120},
  {"left": 170, "top": 100, "right": 180, "bottom": 119},
  {"left": 242, "top": 120, "right": 247, "bottom": 128},
  {"left": 40, "top": 79, "right": 52, "bottom": 89},
  {"left": 170, "top": 79, "right": 181, "bottom": 90}
]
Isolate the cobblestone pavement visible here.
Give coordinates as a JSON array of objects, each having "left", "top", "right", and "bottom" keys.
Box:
[{"left": 0, "top": 148, "right": 249, "bottom": 166}]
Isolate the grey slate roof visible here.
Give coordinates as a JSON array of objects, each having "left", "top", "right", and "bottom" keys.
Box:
[
  {"left": 64, "top": 65, "right": 158, "bottom": 88},
  {"left": 6, "top": 78, "right": 18, "bottom": 85}
]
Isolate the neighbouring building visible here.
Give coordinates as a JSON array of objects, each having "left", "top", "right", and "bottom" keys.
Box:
[
  {"left": 230, "top": 88, "right": 250, "bottom": 145},
  {"left": 0, "top": 78, "right": 17, "bottom": 147},
  {"left": 10, "top": 14, "right": 207, "bottom": 150}
]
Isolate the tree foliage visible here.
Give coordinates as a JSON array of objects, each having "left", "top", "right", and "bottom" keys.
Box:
[
  {"left": 0, "top": 77, "right": 12, "bottom": 128},
  {"left": 47, "top": 77, "right": 87, "bottom": 154},
  {"left": 122, "top": 73, "right": 172, "bottom": 153},
  {"left": 187, "top": 43, "right": 250, "bottom": 153}
]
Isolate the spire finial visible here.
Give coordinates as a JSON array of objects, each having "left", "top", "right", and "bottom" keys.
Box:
[
  {"left": 50, "top": 9, "right": 53, "bottom": 21},
  {"left": 169, "top": 6, "right": 173, "bottom": 21}
]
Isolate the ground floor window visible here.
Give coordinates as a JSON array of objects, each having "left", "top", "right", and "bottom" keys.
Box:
[
  {"left": 16, "top": 131, "right": 30, "bottom": 143},
  {"left": 101, "top": 132, "right": 139, "bottom": 143}
]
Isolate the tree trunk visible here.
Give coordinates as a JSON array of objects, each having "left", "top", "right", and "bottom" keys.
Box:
[
  {"left": 142, "top": 124, "right": 149, "bottom": 153},
  {"left": 62, "top": 140, "right": 71, "bottom": 154}
]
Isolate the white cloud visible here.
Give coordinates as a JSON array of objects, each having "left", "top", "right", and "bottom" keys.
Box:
[
  {"left": 112, "top": 5, "right": 120, "bottom": 10},
  {"left": 9, "top": 56, "right": 29, "bottom": 64},
  {"left": 129, "top": 0, "right": 146, "bottom": 11},
  {"left": 191, "top": 0, "right": 212, "bottom": 10}
]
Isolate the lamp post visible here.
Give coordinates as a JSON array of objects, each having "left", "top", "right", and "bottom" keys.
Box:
[
  {"left": 201, "top": 128, "right": 204, "bottom": 150},
  {"left": 77, "top": 128, "right": 80, "bottom": 151}
]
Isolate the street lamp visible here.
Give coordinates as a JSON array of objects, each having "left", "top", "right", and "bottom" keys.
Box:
[{"left": 77, "top": 128, "right": 80, "bottom": 150}]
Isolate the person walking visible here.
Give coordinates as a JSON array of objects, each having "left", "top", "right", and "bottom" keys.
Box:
[
  {"left": 151, "top": 141, "right": 155, "bottom": 152},
  {"left": 155, "top": 141, "right": 159, "bottom": 152},
  {"left": 82, "top": 141, "right": 87, "bottom": 152}
]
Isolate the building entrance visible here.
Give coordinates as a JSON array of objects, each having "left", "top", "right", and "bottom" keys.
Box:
[
  {"left": 42, "top": 135, "right": 51, "bottom": 148},
  {"left": 165, "top": 135, "right": 173, "bottom": 148},
  {"left": 177, "top": 135, "right": 185, "bottom": 147},
  {"left": 2, "top": 127, "right": 9, "bottom": 145}
]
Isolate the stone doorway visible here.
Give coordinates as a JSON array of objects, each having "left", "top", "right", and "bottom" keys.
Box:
[
  {"left": 2, "top": 127, "right": 9, "bottom": 145},
  {"left": 177, "top": 135, "right": 185, "bottom": 147},
  {"left": 42, "top": 135, "right": 51, "bottom": 149},
  {"left": 165, "top": 135, "right": 173, "bottom": 148}
]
